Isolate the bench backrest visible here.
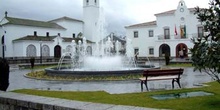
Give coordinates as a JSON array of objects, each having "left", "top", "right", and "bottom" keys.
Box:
[{"left": 143, "top": 68, "right": 184, "bottom": 77}]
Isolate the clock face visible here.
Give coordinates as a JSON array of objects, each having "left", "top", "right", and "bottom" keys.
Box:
[
  {"left": 181, "top": 17, "right": 185, "bottom": 21},
  {"left": 180, "top": 8, "right": 184, "bottom": 12}
]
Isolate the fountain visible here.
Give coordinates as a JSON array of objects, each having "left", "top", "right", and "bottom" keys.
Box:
[
  {"left": 45, "top": 35, "right": 158, "bottom": 76},
  {"left": 45, "top": 8, "right": 158, "bottom": 77}
]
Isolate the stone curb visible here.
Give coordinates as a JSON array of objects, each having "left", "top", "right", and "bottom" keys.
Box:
[{"left": 0, "top": 91, "right": 158, "bottom": 110}]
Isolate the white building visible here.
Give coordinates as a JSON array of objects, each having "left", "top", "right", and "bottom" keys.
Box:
[
  {"left": 0, "top": 0, "right": 103, "bottom": 59},
  {"left": 125, "top": 0, "right": 203, "bottom": 58}
]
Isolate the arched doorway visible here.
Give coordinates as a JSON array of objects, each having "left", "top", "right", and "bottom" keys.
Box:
[
  {"left": 176, "top": 43, "right": 188, "bottom": 58},
  {"left": 159, "top": 44, "right": 170, "bottom": 57},
  {"left": 54, "top": 45, "right": 61, "bottom": 58},
  {"left": 86, "top": 46, "right": 92, "bottom": 56}
]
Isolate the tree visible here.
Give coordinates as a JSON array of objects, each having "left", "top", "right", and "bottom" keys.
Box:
[{"left": 191, "top": 0, "right": 220, "bottom": 83}]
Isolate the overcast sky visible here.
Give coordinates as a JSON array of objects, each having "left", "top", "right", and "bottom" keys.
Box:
[{"left": 0, "top": 0, "right": 209, "bottom": 36}]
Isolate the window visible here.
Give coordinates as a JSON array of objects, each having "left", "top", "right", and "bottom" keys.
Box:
[
  {"left": 149, "top": 48, "right": 154, "bottom": 55},
  {"left": 198, "top": 26, "right": 203, "bottom": 38},
  {"left": 26, "top": 44, "right": 36, "bottom": 57},
  {"left": 134, "top": 48, "right": 139, "bottom": 55},
  {"left": 73, "top": 33, "right": 75, "bottom": 38},
  {"left": 134, "top": 31, "right": 138, "bottom": 38},
  {"left": 180, "top": 25, "right": 186, "bottom": 38},
  {"left": 86, "top": 0, "right": 89, "bottom": 5},
  {"left": 164, "top": 28, "right": 170, "bottom": 39},
  {"left": 149, "top": 30, "right": 154, "bottom": 37},
  {"left": 42, "top": 45, "right": 50, "bottom": 56}
]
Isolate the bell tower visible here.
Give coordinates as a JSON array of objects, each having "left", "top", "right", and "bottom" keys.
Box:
[{"left": 83, "top": 0, "right": 100, "bottom": 42}]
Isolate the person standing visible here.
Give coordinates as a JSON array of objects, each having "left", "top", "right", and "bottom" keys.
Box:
[
  {"left": 0, "top": 57, "right": 9, "bottom": 91},
  {"left": 30, "top": 57, "right": 35, "bottom": 69},
  {"left": 165, "top": 52, "right": 170, "bottom": 65},
  {"left": 179, "top": 50, "right": 184, "bottom": 59}
]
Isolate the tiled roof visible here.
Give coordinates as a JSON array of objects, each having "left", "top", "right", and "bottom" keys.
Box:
[
  {"left": 125, "top": 21, "right": 157, "bottom": 28},
  {"left": 62, "top": 37, "right": 93, "bottom": 43},
  {"left": 49, "top": 16, "right": 83, "bottom": 23},
  {"left": 5, "top": 17, "right": 66, "bottom": 29},
  {"left": 155, "top": 8, "right": 196, "bottom": 16},
  {"left": 13, "top": 35, "right": 57, "bottom": 42},
  {"left": 13, "top": 35, "right": 93, "bottom": 43}
]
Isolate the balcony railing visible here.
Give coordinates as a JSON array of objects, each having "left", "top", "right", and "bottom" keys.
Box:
[
  {"left": 157, "top": 34, "right": 204, "bottom": 40},
  {"left": 174, "top": 35, "right": 188, "bottom": 39}
]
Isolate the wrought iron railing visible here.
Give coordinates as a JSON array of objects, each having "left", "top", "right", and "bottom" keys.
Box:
[{"left": 157, "top": 33, "right": 203, "bottom": 40}]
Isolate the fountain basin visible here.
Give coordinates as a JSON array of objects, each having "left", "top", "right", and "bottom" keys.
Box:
[{"left": 45, "top": 65, "right": 159, "bottom": 77}]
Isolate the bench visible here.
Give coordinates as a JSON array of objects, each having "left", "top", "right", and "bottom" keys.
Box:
[{"left": 139, "top": 68, "right": 184, "bottom": 91}]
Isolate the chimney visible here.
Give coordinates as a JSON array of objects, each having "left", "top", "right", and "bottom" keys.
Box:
[
  {"left": 5, "top": 11, "right": 8, "bottom": 17},
  {"left": 34, "top": 31, "right": 37, "bottom": 36},
  {"left": 73, "top": 33, "right": 75, "bottom": 38},
  {"left": 46, "top": 32, "right": 49, "bottom": 37}
]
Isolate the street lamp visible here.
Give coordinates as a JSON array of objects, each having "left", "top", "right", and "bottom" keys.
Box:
[
  {"left": 1, "top": 30, "right": 6, "bottom": 59},
  {"left": 1, "top": 33, "right": 5, "bottom": 59},
  {"left": 40, "top": 41, "right": 42, "bottom": 64}
]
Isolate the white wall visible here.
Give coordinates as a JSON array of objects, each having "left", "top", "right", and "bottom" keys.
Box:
[
  {"left": 2, "top": 24, "right": 65, "bottom": 57},
  {"left": 126, "top": 2, "right": 203, "bottom": 58},
  {"left": 52, "top": 20, "right": 83, "bottom": 38}
]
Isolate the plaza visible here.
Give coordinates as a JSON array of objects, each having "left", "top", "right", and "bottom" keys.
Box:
[
  {"left": 0, "top": 61, "right": 214, "bottom": 109},
  {"left": 8, "top": 61, "right": 212, "bottom": 94}
]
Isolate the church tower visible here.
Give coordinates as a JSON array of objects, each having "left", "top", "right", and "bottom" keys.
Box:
[{"left": 83, "top": 0, "right": 100, "bottom": 42}]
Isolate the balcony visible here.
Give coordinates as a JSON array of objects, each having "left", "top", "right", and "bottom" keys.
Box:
[
  {"left": 158, "top": 35, "right": 170, "bottom": 40},
  {"left": 174, "top": 35, "right": 189, "bottom": 39},
  {"left": 157, "top": 34, "right": 199, "bottom": 40}
]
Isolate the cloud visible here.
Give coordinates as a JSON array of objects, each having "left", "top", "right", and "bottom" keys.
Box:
[
  {"left": 0, "top": 0, "right": 82, "bottom": 20},
  {"left": 0, "top": 0, "right": 209, "bottom": 36}
]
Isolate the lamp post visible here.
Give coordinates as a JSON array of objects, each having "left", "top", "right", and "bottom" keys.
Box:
[
  {"left": 2, "top": 35, "right": 5, "bottom": 59},
  {"left": 40, "top": 41, "right": 42, "bottom": 64},
  {"left": 1, "top": 30, "right": 6, "bottom": 59}
]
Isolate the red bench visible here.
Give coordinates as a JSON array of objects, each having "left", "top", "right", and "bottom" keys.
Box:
[{"left": 139, "top": 68, "right": 184, "bottom": 91}]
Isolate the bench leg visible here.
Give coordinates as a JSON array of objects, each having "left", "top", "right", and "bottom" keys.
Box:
[
  {"left": 141, "top": 80, "right": 149, "bottom": 91},
  {"left": 141, "top": 81, "right": 143, "bottom": 91},
  {"left": 176, "top": 78, "right": 181, "bottom": 88},
  {"left": 172, "top": 78, "right": 181, "bottom": 89},
  {"left": 172, "top": 79, "right": 175, "bottom": 89},
  {"left": 144, "top": 80, "right": 149, "bottom": 91}
]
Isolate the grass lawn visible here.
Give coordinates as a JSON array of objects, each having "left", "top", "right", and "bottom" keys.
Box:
[
  {"left": 13, "top": 81, "right": 220, "bottom": 110},
  {"left": 26, "top": 70, "right": 142, "bottom": 81}
]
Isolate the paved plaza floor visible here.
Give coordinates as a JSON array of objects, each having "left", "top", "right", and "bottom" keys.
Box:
[{"left": 7, "top": 61, "right": 213, "bottom": 94}]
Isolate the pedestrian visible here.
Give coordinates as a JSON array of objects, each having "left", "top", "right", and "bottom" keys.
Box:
[
  {"left": 0, "top": 57, "right": 10, "bottom": 91},
  {"left": 135, "top": 54, "right": 138, "bottom": 64},
  {"left": 165, "top": 52, "right": 170, "bottom": 65},
  {"left": 30, "top": 57, "right": 35, "bottom": 69},
  {"left": 179, "top": 50, "right": 184, "bottom": 59}
]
